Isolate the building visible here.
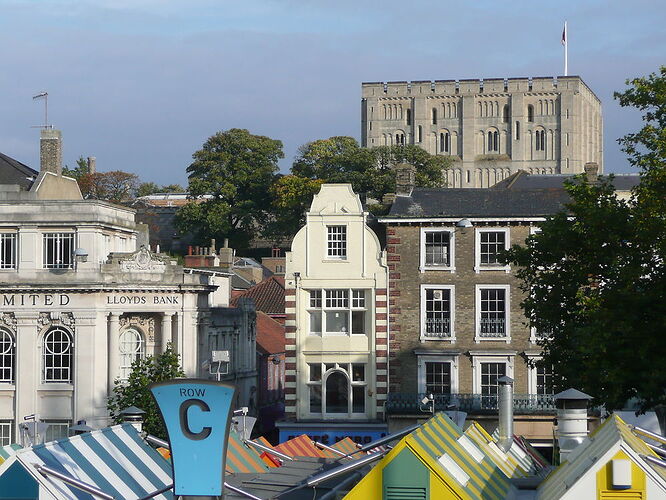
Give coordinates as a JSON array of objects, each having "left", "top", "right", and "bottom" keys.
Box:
[
  {"left": 361, "top": 76, "right": 603, "bottom": 187},
  {"left": 255, "top": 311, "right": 285, "bottom": 438},
  {"left": 281, "top": 184, "right": 389, "bottom": 443}
]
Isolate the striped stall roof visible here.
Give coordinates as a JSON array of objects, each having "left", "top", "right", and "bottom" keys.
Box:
[
  {"left": 406, "top": 412, "right": 515, "bottom": 500},
  {"left": 538, "top": 414, "right": 666, "bottom": 500},
  {"left": 225, "top": 432, "right": 270, "bottom": 474},
  {"left": 332, "top": 438, "right": 360, "bottom": 455},
  {"left": 464, "top": 423, "right": 532, "bottom": 477},
  {"left": 0, "top": 444, "right": 21, "bottom": 464},
  {"left": 12, "top": 424, "right": 173, "bottom": 500},
  {"left": 251, "top": 437, "right": 281, "bottom": 467},
  {"left": 274, "top": 434, "right": 327, "bottom": 458}
]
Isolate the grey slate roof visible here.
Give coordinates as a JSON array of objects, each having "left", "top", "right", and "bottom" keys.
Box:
[
  {"left": 493, "top": 170, "right": 640, "bottom": 191},
  {"left": 386, "top": 188, "right": 571, "bottom": 219},
  {"left": 0, "top": 152, "right": 38, "bottom": 190}
]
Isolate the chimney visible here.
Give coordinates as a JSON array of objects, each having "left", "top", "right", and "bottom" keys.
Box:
[
  {"left": 395, "top": 163, "right": 416, "bottom": 196},
  {"left": 554, "top": 388, "right": 593, "bottom": 462},
  {"left": 40, "top": 128, "right": 62, "bottom": 175},
  {"left": 87, "top": 156, "right": 96, "bottom": 174},
  {"left": 584, "top": 162, "right": 599, "bottom": 183},
  {"left": 497, "top": 376, "right": 514, "bottom": 452},
  {"left": 218, "top": 238, "right": 234, "bottom": 268}
]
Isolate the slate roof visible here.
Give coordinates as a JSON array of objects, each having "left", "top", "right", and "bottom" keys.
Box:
[
  {"left": 231, "top": 276, "right": 285, "bottom": 316},
  {"left": 492, "top": 170, "right": 640, "bottom": 191},
  {"left": 256, "top": 312, "right": 285, "bottom": 355},
  {"left": 0, "top": 152, "right": 38, "bottom": 190},
  {"left": 385, "top": 187, "right": 571, "bottom": 219}
]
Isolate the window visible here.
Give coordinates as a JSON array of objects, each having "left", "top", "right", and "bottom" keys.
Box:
[
  {"left": 440, "top": 132, "right": 450, "bottom": 153},
  {"left": 326, "top": 226, "right": 346, "bottom": 259},
  {"left": 417, "top": 355, "right": 459, "bottom": 398},
  {"left": 307, "top": 362, "right": 366, "bottom": 416},
  {"left": 535, "top": 130, "right": 546, "bottom": 151},
  {"left": 119, "top": 328, "right": 145, "bottom": 381},
  {"left": 515, "top": 121, "right": 520, "bottom": 140},
  {"left": 43, "top": 233, "right": 74, "bottom": 269},
  {"left": 527, "top": 105, "right": 534, "bottom": 122},
  {"left": 536, "top": 364, "right": 553, "bottom": 395},
  {"left": 417, "top": 126, "right": 422, "bottom": 143},
  {"left": 0, "top": 329, "right": 15, "bottom": 383},
  {"left": 432, "top": 108, "right": 437, "bottom": 125},
  {"left": 480, "top": 362, "right": 506, "bottom": 408},
  {"left": 0, "top": 233, "right": 17, "bottom": 269},
  {"left": 487, "top": 131, "right": 499, "bottom": 152},
  {"left": 475, "top": 228, "right": 509, "bottom": 271},
  {"left": 421, "top": 229, "right": 453, "bottom": 270},
  {"left": 477, "top": 287, "right": 508, "bottom": 340},
  {"left": 308, "top": 289, "right": 367, "bottom": 336},
  {"left": 406, "top": 109, "right": 411, "bottom": 125},
  {"left": 421, "top": 285, "right": 455, "bottom": 340},
  {"left": 43, "top": 420, "right": 71, "bottom": 442},
  {"left": 0, "top": 421, "right": 13, "bottom": 446},
  {"left": 502, "top": 104, "right": 509, "bottom": 123},
  {"left": 43, "top": 327, "right": 73, "bottom": 383},
  {"left": 425, "top": 362, "right": 451, "bottom": 394}
]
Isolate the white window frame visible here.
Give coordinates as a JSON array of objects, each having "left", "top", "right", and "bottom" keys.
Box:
[
  {"left": 526, "top": 355, "right": 554, "bottom": 395},
  {"left": 471, "top": 353, "right": 514, "bottom": 394},
  {"left": 326, "top": 225, "right": 347, "bottom": 260},
  {"left": 306, "top": 289, "right": 368, "bottom": 337},
  {"left": 420, "top": 228, "right": 455, "bottom": 272},
  {"left": 119, "top": 328, "right": 145, "bottom": 381},
  {"left": 42, "top": 327, "right": 74, "bottom": 383},
  {"left": 417, "top": 354, "right": 459, "bottom": 394},
  {"left": 305, "top": 362, "right": 368, "bottom": 419},
  {"left": 43, "top": 420, "right": 71, "bottom": 442},
  {"left": 420, "top": 285, "right": 456, "bottom": 342},
  {"left": 0, "top": 328, "right": 15, "bottom": 383},
  {"left": 0, "top": 420, "right": 13, "bottom": 446},
  {"left": 474, "top": 227, "right": 510, "bottom": 272},
  {"left": 475, "top": 284, "right": 510, "bottom": 343},
  {"left": 0, "top": 232, "right": 17, "bottom": 270},
  {"left": 42, "top": 232, "right": 75, "bottom": 269}
]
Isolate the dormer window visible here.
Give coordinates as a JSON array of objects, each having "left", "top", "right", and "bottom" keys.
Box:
[{"left": 327, "top": 226, "right": 347, "bottom": 259}]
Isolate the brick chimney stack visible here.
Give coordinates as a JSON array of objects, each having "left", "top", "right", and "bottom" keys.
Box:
[
  {"left": 584, "top": 162, "right": 599, "bottom": 183},
  {"left": 40, "top": 129, "right": 62, "bottom": 175},
  {"left": 87, "top": 156, "right": 96, "bottom": 174},
  {"left": 395, "top": 163, "right": 416, "bottom": 196}
]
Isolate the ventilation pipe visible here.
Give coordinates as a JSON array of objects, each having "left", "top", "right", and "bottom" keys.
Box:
[
  {"left": 554, "top": 388, "right": 592, "bottom": 462},
  {"left": 497, "top": 375, "right": 514, "bottom": 453}
]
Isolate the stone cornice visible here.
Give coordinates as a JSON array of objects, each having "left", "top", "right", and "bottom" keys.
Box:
[{"left": 0, "top": 284, "right": 215, "bottom": 294}]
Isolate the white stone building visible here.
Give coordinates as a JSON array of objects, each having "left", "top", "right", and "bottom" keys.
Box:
[
  {"left": 281, "top": 184, "right": 389, "bottom": 443},
  {"left": 361, "top": 76, "right": 603, "bottom": 187}
]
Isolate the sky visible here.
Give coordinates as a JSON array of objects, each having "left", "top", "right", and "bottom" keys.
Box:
[{"left": 0, "top": 0, "right": 663, "bottom": 185}]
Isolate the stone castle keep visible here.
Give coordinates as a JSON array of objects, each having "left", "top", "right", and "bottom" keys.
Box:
[{"left": 361, "top": 76, "right": 603, "bottom": 187}]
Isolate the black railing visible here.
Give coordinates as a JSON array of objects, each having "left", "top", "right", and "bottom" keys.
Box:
[
  {"left": 424, "top": 317, "right": 451, "bottom": 338},
  {"left": 385, "top": 393, "right": 555, "bottom": 415},
  {"left": 479, "top": 317, "right": 506, "bottom": 337}
]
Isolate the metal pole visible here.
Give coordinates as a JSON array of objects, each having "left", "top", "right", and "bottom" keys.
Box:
[
  {"left": 244, "top": 439, "right": 293, "bottom": 461},
  {"left": 35, "top": 464, "right": 115, "bottom": 500},
  {"left": 224, "top": 482, "right": 262, "bottom": 500}
]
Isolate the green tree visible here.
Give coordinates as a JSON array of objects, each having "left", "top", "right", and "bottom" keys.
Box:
[
  {"left": 107, "top": 344, "right": 185, "bottom": 439},
  {"left": 136, "top": 182, "right": 161, "bottom": 197},
  {"left": 264, "top": 175, "right": 325, "bottom": 242},
  {"left": 62, "top": 156, "right": 89, "bottom": 180},
  {"left": 504, "top": 67, "right": 666, "bottom": 412},
  {"left": 176, "top": 129, "right": 283, "bottom": 250}
]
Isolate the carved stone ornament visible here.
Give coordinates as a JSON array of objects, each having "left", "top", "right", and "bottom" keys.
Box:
[
  {"left": 38, "top": 312, "right": 75, "bottom": 330},
  {"left": 0, "top": 313, "right": 16, "bottom": 333},
  {"left": 119, "top": 315, "right": 156, "bottom": 342},
  {"left": 119, "top": 246, "right": 167, "bottom": 273}
]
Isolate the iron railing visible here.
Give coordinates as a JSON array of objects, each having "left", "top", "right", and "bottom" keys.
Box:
[
  {"left": 479, "top": 317, "right": 506, "bottom": 337},
  {"left": 424, "top": 317, "right": 451, "bottom": 338},
  {"left": 385, "top": 392, "right": 555, "bottom": 415}
]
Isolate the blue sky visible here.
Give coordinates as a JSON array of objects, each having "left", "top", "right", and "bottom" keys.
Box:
[{"left": 0, "top": 0, "right": 663, "bottom": 184}]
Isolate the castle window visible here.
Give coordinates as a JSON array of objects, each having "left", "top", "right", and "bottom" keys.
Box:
[
  {"left": 432, "top": 108, "right": 437, "bottom": 125},
  {"left": 527, "top": 105, "right": 534, "bottom": 122},
  {"left": 487, "top": 131, "right": 499, "bottom": 153},
  {"left": 406, "top": 109, "right": 412, "bottom": 125},
  {"left": 516, "top": 121, "right": 520, "bottom": 140},
  {"left": 417, "top": 126, "right": 422, "bottom": 143},
  {"left": 502, "top": 105, "right": 509, "bottom": 123}
]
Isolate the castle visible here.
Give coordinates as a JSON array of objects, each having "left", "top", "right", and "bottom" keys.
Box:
[{"left": 361, "top": 76, "right": 602, "bottom": 187}]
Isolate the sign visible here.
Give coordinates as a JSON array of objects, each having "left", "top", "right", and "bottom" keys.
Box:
[{"left": 150, "top": 379, "right": 236, "bottom": 496}]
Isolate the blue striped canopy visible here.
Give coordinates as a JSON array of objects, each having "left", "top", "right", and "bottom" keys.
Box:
[{"left": 12, "top": 424, "right": 173, "bottom": 499}]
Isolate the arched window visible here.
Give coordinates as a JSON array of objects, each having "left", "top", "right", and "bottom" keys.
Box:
[
  {"left": 325, "top": 371, "right": 348, "bottom": 413},
  {"left": 43, "top": 328, "right": 73, "bottom": 383},
  {"left": 439, "top": 132, "right": 450, "bottom": 153},
  {"left": 119, "top": 328, "right": 145, "bottom": 381},
  {"left": 503, "top": 105, "right": 510, "bottom": 123},
  {"left": 493, "top": 131, "right": 499, "bottom": 152},
  {"left": 527, "top": 105, "right": 534, "bottom": 122},
  {"left": 541, "top": 130, "right": 546, "bottom": 151},
  {"left": 432, "top": 108, "right": 437, "bottom": 125},
  {"left": 535, "top": 130, "right": 546, "bottom": 151},
  {"left": 0, "top": 329, "right": 15, "bottom": 383},
  {"left": 487, "top": 131, "right": 493, "bottom": 151},
  {"left": 308, "top": 363, "right": 366, "bottom": 416}
]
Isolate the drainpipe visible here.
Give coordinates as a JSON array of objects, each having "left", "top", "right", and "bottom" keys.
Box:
[{"left": 497, "top": 375, "right": 514, "bottom": 453}]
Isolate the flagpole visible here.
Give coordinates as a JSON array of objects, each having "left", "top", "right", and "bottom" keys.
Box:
[{"left": 564, "top": 21, "right": 568, "bottom": 76}]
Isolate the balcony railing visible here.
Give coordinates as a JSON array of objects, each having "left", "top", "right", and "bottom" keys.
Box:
[
  {"left": 385, "top": 392, "right": 556, "bottom": 415},
  {"left": 479, "top": 317, "right": 506, "bottom": 337},
  {"left": 424, "top": 317, "right": 451, "bottom": 338}
]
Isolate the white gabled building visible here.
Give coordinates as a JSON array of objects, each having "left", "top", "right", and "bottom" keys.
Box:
[{"left": 281, "top": 184, "right": 389, "bottom": 444}]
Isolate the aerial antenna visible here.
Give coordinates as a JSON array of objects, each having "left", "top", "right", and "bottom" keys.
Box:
[{"left": 32, "top": 91, "right": 51, "bottom": 129}]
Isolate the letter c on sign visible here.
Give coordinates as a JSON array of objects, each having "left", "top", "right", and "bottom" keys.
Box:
[{"left": 179, "top": 399, "right": 212, "bottom": 441}]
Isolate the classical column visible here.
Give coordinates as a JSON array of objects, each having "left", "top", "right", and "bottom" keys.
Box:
[
  {"left": 161, "top": 313, "right": 173, "bottom": 353},
  {"left": 174, "top": 312, "right": 183, "bottom": 354},
  {"left": 107, "top": 313, "right": 120, "bottom": 397},
  {"left": 14, "top": 312, "right": 39, "bottom": 446}
]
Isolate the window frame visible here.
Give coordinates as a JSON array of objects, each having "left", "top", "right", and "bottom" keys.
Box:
[
  {"left": 475, "top": 284, "right": 511, "bottom": 343},
  {"left": 527, "top": 355, "right": 554, "bottom": 395},
  {"left": 42, "top": 327, "right": 74, "bottom": 383},
  {"left": 0, "top": 232, "right": 18, "bottom": 270},
  {"left": 471, "top": 354, "right": 514, "bottom": 395},
  {"left": 306, "top": 362, "right": 368, "bottom": 419},
  {"left": 417, "top": 354, "right": 459, "bottom": 395},
  {"left": 420, "top": 228, "right": 455, "bottom": 272},
  {"left": 42, "top": 232, "right": 75, "bottom": 269},
  {"left": 0, "top": 328, "right": 15, "bottom": 383},
  {"left": 307, "top": 289, "right": 369, "bottom": 337},
  {"left": 42, "top": 419, "right": 71, "bottom": 442},
  {"left": 119, "top": 327, "right": 145, "bottom": 382},
  {"left": 0, "top": 420, "right": 13, "bottom": 446},
  {"left": 326, "top": 225, "right": 347, "bottom": 261},
  {"left": 474, "top": 227, "right": 510, "bottom": 272},
  {"left": 420, "top": 285, "right": 456, "bottom": 342}
]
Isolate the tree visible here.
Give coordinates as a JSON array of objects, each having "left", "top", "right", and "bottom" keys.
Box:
[
  {"left": 107, "top": 344, "right": 185, "bottom": 439},
  {"left": 136, "top": 182, "right": 161, "bottom": 197},
  {"left": 504, "top": 67, "right": 666, "bottom": 412},
  {"left": 264, "top": 175, "right": 325, "bottom": 242},
  {"left": 78, "top": 170, "right": 139, "bottom": 202},
  {"left": 62, "top": 156, "right": 89, "bottom": 180},
  {"left": 176, "top": 128, "right": 283, "bottom": 250}
]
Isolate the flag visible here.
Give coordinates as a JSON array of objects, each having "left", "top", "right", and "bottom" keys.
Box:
[{"left": 561, "top": 23, "right": 567, "bottom": 46}]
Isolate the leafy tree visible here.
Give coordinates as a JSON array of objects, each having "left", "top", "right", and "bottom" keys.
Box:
[
  {"left": 162, "top": 184, "right": 185, "bottom": 193},
  {"left": 136, "top": 182, "right": 161, "bottom": 197},
  {"left": 176, "top": 128, "right": 283, "bottom": 250},
  {"left": 78, "top": 170, "right": 139, "bottom": 202},
  {"left": 504, "top": 67, "right": 666, "bottom": 412},
  {"left": 62, "top": 156, "right": 89, "bottom": 180},
  {"left": 107, "top": 344, "right": 185, "bottom": 439},
  {"left": 264, "top": 175, "right": 325, "bottom": 242}
]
